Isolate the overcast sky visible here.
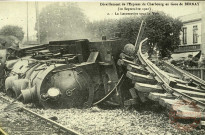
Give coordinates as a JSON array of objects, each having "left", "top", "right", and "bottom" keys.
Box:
[{"left": 0, "top": 1, "right": 203, "bottom": 39}]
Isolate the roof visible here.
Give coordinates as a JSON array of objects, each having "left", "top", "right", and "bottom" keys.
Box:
[
  {"left": 171, "top": 51, "right": 200, "bottom": 61},
  {"left": 178, "top": 13, "right": 201, "bottom": 23}
]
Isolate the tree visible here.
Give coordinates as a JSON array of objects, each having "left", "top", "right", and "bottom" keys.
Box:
[
  {"left": 0, "top": 25, "right": 24, "bottom": 41},
  {"left": 144, "top": 12, "right": 182, "bottom": 58},
  {"left": 0, "top": 35, "right": 20, "bottom": 49},
  {"left": 36, "top": 3, "right": 89, "bottom": 43},
  {"left": 87, "top": 12, "right": 183, "bottom": 58}
]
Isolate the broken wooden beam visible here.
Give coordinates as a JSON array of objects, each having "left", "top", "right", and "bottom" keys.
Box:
[
  {"left": 175, "top": 105, "right": 205, "bottom": 120},
  {"left": 117, "top": 59, "right": 138, "bottom": 67},
  {"left": 126, "top": 71, "right": 157, "bottom": 84},
  {"left": 192, "top": 97, "right": 205, "bottom": 103},
  {"left": 127, "top": 64, "right": 149, "bottom": 75},
  {"left": 173, "top": 88, "right": 205, "bottom": 98},
  {"left": 159, "top": 98, "right": 180, "bottom": 109},
  {"left": 135, "top": 82, "right": 163, "bottom": 93},
  {"left": 148, "top": 92, "right": 175, "bottom": 101},
  {"left": 172, "top": 83, "right": 205, "bottom": 93}
]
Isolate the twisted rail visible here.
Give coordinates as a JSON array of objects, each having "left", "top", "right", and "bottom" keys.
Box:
[{"left": 137, "top": 38, "right": 205, "bottom": 110}]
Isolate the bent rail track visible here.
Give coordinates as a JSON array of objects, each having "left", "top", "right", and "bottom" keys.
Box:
[
  {"left": 0, "top": 94, "right": 81, "bottom": 135},
  {"left": 118, "top": 38, "right": 205, "bottom": 128}
]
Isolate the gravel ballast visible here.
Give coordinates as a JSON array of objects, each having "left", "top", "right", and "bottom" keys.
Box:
[
  {"left": 1, "top": 93, "right": 205, "bottom": 135},
  {"left": 31, "top": 106, "right": 205, "bottom": 135}
]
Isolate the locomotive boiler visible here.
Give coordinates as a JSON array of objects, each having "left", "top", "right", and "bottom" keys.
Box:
[{"left": 2, "top": 37, "right": 131, "bottom": 109}]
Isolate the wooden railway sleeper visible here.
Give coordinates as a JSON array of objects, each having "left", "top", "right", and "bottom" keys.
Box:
[
  {"left": 139, "top": 39, "right": 205, "bottom": 109},
  {"left": 122, "top": 36, "right": 205, "bottom": 125}
]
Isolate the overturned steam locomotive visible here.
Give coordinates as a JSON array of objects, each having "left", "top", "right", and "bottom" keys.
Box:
[{"left": 1, "top": 36, "right": 136, "bottom": 109}]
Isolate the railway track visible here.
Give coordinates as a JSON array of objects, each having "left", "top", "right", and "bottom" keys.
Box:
[
  {"left": 118, "top": 38, "right": 205, "bottom": 129},
  {"left": 0, "top": 94, "right": 81, "bottom": 135}
]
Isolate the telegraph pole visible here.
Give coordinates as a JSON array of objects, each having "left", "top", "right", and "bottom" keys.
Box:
[
  {"left": 26, "top": 1, "right": 29, "bottom": 42},
  {"left": 35, "top": 1, "right": 40, "bottom": 44}
]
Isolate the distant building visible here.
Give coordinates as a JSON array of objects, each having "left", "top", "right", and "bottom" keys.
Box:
[
  {"left": 179, "top": 13, "right": 201, "bottom": 46},
  {"left": 173, "top": 1, "right": 205, "bottom": 62},
  {"left": 173, "top": 13, "right": 202, "bottom": 60}
]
